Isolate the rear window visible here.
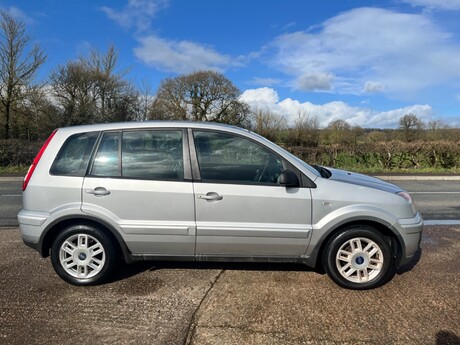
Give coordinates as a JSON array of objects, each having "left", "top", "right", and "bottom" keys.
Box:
[{"left": 50, "top": 132, "right": 100, "bottom": 176}]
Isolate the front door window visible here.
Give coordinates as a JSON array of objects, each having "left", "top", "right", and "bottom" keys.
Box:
[{"left": 193, "top": 130, "right": 284, "bottom": 185}]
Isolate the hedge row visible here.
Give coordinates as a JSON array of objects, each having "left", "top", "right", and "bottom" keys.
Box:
[
  {"left": 1, "top": 139, "right": 460, "bottom": 171},
  {"left": 288, "top": 140, "right": 460, "bottom": 170},
  {"left": 0, "top": 140, "right": 43, "bottom": 168}
]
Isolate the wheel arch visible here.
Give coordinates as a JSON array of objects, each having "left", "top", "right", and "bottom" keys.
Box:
[
  {"left": 39, "top": 215, "right": 134, "bottom": 263},
  {"left": 307, "top": 218, "right": 404, "bottom": 270}
]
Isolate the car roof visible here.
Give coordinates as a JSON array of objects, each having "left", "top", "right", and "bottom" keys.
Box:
[{"left": 56, "top": 121, "right": 250, "bottom": 135}]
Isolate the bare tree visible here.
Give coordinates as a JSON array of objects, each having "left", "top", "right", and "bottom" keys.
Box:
[
  {"left": 399, "top": 114, "right": 424, "bottom": 142},
  {"left": 50, "top": 45, "right": 137, "bottom": 125},
  {"left": 326, "top": 119, "right": 352, "bottom": 144},
  {"left": 150, "top": 70, "right": 250, "bottom": 126},
  {"left": 136, "top": 79, "right": 154, "bottom": 121},
  {"left": 251, "top": 108, "right": 286, "bottom": 142},
  {"left": 0, "top": 10, "right": 46, "bottom": 139},
  {"left": 287, "top": 109, "right": 319, "bottom": 146}
]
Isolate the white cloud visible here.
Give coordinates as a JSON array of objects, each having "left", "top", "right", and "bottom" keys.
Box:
[
  {"left": 240, "top": 87, "right": 280, "bottom": 108},
  {"left": 1, "top": 6, "right": 34, "bottom": 24},
  {"left": 364, "top": 81, "right": 385, "bottom": 93},
  {"left": 101, "top": 0, "right": 167, "bottom": 32},
  {"left": 240, "top": 87, "right": 433, "bottom": 128},
  {"left": 297, "top": 71, "right": 334, "bottom": 91},
  {"left": 134, "top": 35, "right": 233, "bottom": 73},
  {"left": 401, "top": 0, "right": 460, "bottom": 11},
  {"left": 249, "top": 77, "right": 282, "bottom": 87},
  {"left": 269, "top": 7, "right": 460, "bottom": 99}
]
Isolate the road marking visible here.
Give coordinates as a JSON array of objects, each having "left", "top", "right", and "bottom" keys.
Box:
[
  {"left": 424, "top": 220, "right": 460, "bottom": 226},
  {"left": 0, "top": 194, "right": 21, "bottom": 197},
  {"left": 409, "top": 192, "right": 460, "bottom": 194}
]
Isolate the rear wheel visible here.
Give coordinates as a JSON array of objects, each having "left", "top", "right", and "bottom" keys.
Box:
[
  {"left": 322, "top": 226, "right": 395, "bottom": 289},
  {"left": 51, "top": 224, "right": 117, "bottom": 285}
]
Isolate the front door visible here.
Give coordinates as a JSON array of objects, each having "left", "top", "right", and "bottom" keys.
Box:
[{"left": 192, "top": 130, "right": 312, "bottom": 257}]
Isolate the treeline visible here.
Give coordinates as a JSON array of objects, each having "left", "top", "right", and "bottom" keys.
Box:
[
  {"left": 2, "top": 136, "right": 460, "bottom": 173},
  {"left": 1, "top": 11, "right": 459, "bottom": 173}
]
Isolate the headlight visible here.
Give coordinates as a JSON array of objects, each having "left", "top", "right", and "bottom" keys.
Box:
[
  {"left": 396, "top": 191, "right": 416, "bottom": 214},
  {"left": 396, "top": 191, "right": 412, "bottom": 203}
]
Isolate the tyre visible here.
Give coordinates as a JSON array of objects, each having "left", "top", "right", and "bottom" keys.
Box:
[
  {"left": 51, "top": 224, "right": 117, "bottom": 285},
  {"left": 322, "top": 226, "right": 395, "bottom": 290}
]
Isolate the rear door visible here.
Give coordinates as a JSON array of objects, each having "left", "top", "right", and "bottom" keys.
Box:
[
  {"left": 82, "top": 129, "right": 196, "bottom": 256},
  {"left": 191, "top": 129, "right": 312, "bottom": 257}
]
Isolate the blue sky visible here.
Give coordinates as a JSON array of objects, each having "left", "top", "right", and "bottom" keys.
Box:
[{"left": 2, "top": 0, "right": 460, "bottom": 128}]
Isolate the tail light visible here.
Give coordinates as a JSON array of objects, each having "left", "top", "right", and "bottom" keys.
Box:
[{"left": 23, "top": 129, "right": 58, "bottom": 191}]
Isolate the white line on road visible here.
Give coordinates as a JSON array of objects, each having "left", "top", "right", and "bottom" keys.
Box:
[
  {"left": 409, "top": 192, "right": 460, "bottom": 194},
  {"left": 0, "top": 195, "right": 21, "bottom": 197},
  {"left": 424, "top": 220, "right": 460, "bottom": 226}
]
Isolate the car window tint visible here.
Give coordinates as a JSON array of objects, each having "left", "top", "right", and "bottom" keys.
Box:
[
  {"left": 193, "top": 131, "right": 284, "bottom": 184},
  {"left": 50, "top": 131, "right": 99, "bottom": 176},
  {"left": 122, "top": 130, "right": 183, "bottom": 180},
  {"left": 91, "top": 132, "right": 120, "bottom": 177}
]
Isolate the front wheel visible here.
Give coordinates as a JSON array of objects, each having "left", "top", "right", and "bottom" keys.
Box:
[
  {"left": 51, "top": 224, "right": 117, "bottom": 285},
  {"left": 322, "top": 226, "right": 395, "bottom": 289}
]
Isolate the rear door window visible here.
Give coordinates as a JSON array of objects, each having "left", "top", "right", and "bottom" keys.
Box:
[
  {"left": 122, "top": 130, "right": 183, "bottom": 180},
  {"left": 91, "top": 132, "right": 120, "bottom": 177},
  {"left": 89, "top": 130, "right": 184, "bottom": 180}
]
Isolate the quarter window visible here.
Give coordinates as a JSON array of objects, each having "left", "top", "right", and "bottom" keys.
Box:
[
  {"left": 50, "top": 131, "right": 99, "bottom": 176},
  {"left": 193, "top": 131, "right": 284, "bottom": 184}
]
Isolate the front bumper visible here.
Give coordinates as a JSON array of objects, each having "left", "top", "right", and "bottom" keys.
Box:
[{"left": 395, "top": 212, "right": 423, "bottom": 266}]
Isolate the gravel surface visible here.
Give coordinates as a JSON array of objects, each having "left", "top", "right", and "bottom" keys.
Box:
[{"left": 0, "top": 226, "right": 459, "bottom": 345}]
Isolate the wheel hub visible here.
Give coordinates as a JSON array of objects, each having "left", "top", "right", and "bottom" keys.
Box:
[
  {"left": 351, "top": 252, "right": 369, "bottom": 269},
  {"left": 78, "top": 252, "right": 87, "bottom": 261},
  {"left": 59, "top": 233, "right": 106, "bottom": 279},
  {"left": 335, "top": 237, "right": 385, "bottom": 283}
]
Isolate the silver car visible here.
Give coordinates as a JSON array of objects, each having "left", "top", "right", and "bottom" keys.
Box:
[{"left": 18, "top": 122, "right": 423, "bottom": 289}]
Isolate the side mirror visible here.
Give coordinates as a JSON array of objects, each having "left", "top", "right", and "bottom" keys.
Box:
[{"left": 278, "top": 170, "right": 299, "bottom": 187}]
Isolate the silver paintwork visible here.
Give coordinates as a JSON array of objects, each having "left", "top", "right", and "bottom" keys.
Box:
[{"left": 18, "top": 121, "right": 423, "bottom": 282}]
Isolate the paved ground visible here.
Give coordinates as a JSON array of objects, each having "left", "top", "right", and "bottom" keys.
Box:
[{"left": 1, "top": 226, "right": 459, "bottom": 345}]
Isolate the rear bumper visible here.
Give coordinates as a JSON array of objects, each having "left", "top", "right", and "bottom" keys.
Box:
[{"left": 18, "top": 210, "right": 49, "bottom": 256}]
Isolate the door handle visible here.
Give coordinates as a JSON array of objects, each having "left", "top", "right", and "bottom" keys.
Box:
[
  {"left": 197, "top": 192, "right": 223, "bottom": 201},
  {"left": 85, "top": 187, "right": 111, "bottom": 196}
]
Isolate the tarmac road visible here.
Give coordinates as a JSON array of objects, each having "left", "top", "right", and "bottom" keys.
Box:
[{"left": 0, "top": 225, "right": 459, "bottom": 345}]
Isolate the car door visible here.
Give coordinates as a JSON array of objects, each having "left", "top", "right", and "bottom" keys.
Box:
[
  {"left": 81, "top": 129, "right": 196, "bottom": 256},
  {"left": 191, "top": 129, "right": 312, "bottom": 257}
]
